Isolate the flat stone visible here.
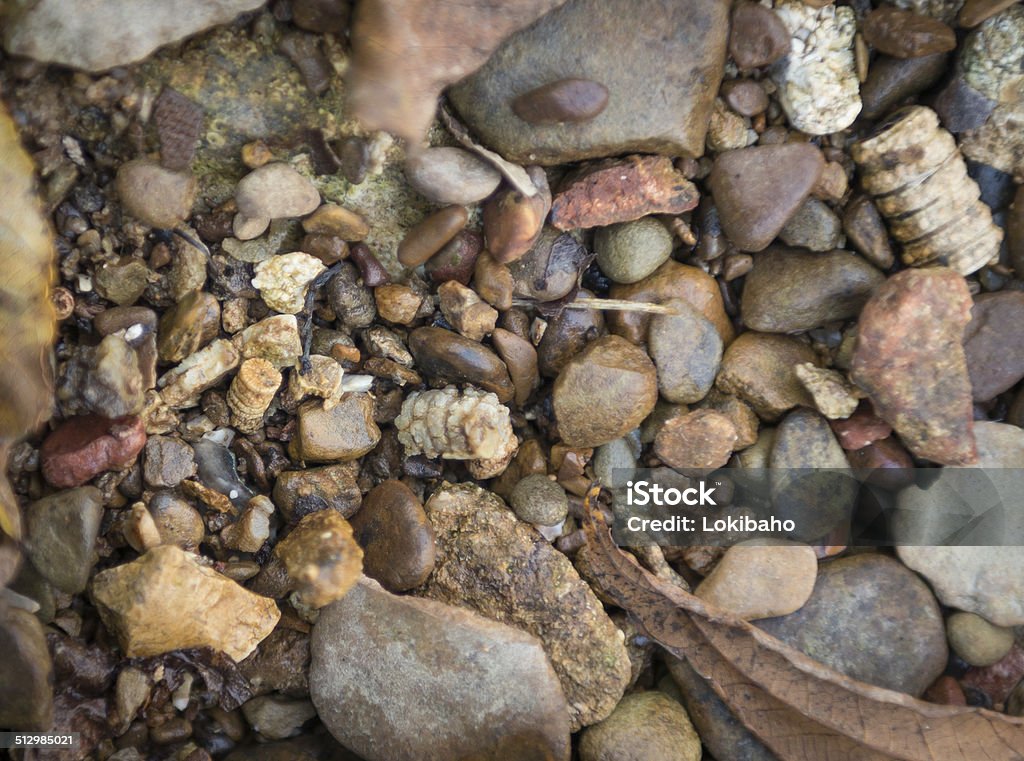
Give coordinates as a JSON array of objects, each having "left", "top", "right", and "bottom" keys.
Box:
[
  {"left": 0, "top": 606, "right": 54, "bottom": 730},
  {"left": 579, "top": 692, "right": 701, "bottom": 761},
  {"left": 850, "top": 268, "right": 977, "bottom": 465},
  {"left": 404, "top": 147, "right": 501, "bottom": 206},
  {"left": 25, "top": 486, "right": 104, "bottom": 594},
  {"left": 448, "top": 0, "right": 728, "bottom": 163},
  {"left": 290, "top": 395, "right": 381, "bottom": 463},
  {"left": 90, "top": 545, "right": 280, "bottom": 660},
  {"left": 115, "top": 158, "right": 196, "bottom": 229},
  {"left": 696, "top": 539, "right": 818, "bottom": 620},
  {"left": 549, "top": 155, "right": 700, "bottom": 230},
  {"left": 649, "top": 300, "right": 722, "bottom": 404},
  {"left": 757, "top": 554, "right": 948, "bottom": 696},
  {"left": 594, "top": 217, "right": 674, "bottom": 285},
  {"left": 964, "top": 291, "right": 1024, "bottom": 401},
  {"left": 655, "top": 409, "right": 738, "bottom": 475},
  {"left": 311, "top": 577, "right": 571, "bottom": 761},
  {"left": 708, "top": 143, "right": 825, "bottom": 252},
  {"left": 716, "top": 332, "right": 818, "bottom": 420},
  {"left": 418, "top": 483, "right": 631, "bottom": 730},
  {"left": 143, "top": 435, "right": 196, "bottom": 488},
  {"left": 235, "top": 162, "right": 320, "bottom": 223},
  {"left": 741, "top": 247, "right": 884, "bottom": 333}
]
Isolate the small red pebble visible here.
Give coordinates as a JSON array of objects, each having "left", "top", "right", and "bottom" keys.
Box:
[
  {"left": 923, "top": 675, "right": 967, "bottom": 706},
  {"left": 40, "top": 415, "right": 147, "bottom": 488},
  {"left": 830, "top": 400, "right": 892, "bottom": 451}
]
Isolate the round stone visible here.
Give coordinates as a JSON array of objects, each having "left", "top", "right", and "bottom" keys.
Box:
[
  {"left": 508, "top": 474, "right": 569, "bottom": 527},
  {"left": 594, "top": 217, "right": 674, "bottom": 285},
  {"left": 579, "top": 691, "right": 701, "bottom": 761},
  {"left": 947, "top": 612, "right": 1016, "bottom": 667}
]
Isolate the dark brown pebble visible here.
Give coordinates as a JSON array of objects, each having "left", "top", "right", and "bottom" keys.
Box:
[
  {"left": 151, "top": 717, "right": 193, "bottom": 745},
  {"left": 338, "top": 136, "right": 370, "bottom": 185},
  {"left": 511, "top": 78, "right": 610, "bottom": 125},
  {"left": 350, "top": 242, "right": 391, "bottom": 286},
  {"left": 350, "top": 480, "right": 436, "bottom": 592},
  {"left": 292, "top": 0, "right": 351, "bottom": 34},
  {"left": 860, "top": 53, "right": 950, "bottom": 121},
  {"left": 1007, "top": 185, "right": 1024, "bottom": 275},
  {"left": 537, "top": 290, "right": 605, "bottom": 377},
  {"left": 842, "top": 195, "right": 894, "bottom": 270},
  {"left": 483, "top": 167, "right": 551, "bottom": 264},
  {"left": 301, "top": 232, "right": 349, "bottom": 265},
  {"left": 279, "top": 32, "right": 332, "bottom": 95},
  {"left": 729, "top": 2, "right": 791, "bottom": 69},
  {"left": 397, "top": 206, "right": 469, "bottom": 268},
  {"left": 408, "top": 326, "right": 514, "bottom": 403},
  {"left": 302, "top": 127, "right": 342, "bottom": 175},
  {"left": 48, "top": 631, "right": 116, "bottom": 695},
  {"left": 862, "top": 7, "right": 956, "bottom": 58},
  {"left": 959, "top": 0, "right": 1020, "bottom": 26},
  {"left": 404, "top": 455, "right": 444, "bottom": 479},
  {"left": 472, "top": 251, "right": 514, "bottom": 311},
  {"left": 491, "top": 328, "right": 540, "bottom": 407},
  {"left": 425, "top": 229, "right": 483, "bottom": 285}
]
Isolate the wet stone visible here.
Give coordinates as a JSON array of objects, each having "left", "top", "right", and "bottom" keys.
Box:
[
  {"left": 158, "top": 291, "right": 221, "bottom": 363},
  {"left": 483, "top": 167, "right": 551, "bottom": 264},
  {"left": 842, "top": 195, "right": 895, "bottom": 270},
  {"left": 537, "top": 291, "right": 605, "bottom": 377},
  {"left": 511, "top": 78, "right": 610, "bottom": 125},
  {"left": 273, "top": 463, "right": 361, "bottom": 522},
  {"left": 0, "top": 606, "right": 54, "bottom": 730},
  {"left": 397, "top": 206, "right": 469, "bottom": 268},
  {"left": 425, "top": 229, "right": 483, "bottom": 286},
  {"left": 408, "top": 326, "right": 515, "bottom": 403},
  {"left": 148, "top": 491, "right": 205, "bottom": 550},
  {"left": 26, "top": 486, "right": 104, "bottom": 595},
  {"left": 40, "top": 415, "right": 147, "bottom": 489},
  {"left": 963, "top": 291, "right": 1024, "bottom": 401},
  {"left": 491, "top": 327, "right": 539, "bottom": 407},
  {"left": 239, "top": 627, "right": 311, "bottom": 698},
  {"left": 860, "top": 53, "right": 950, "bottom": 121}
]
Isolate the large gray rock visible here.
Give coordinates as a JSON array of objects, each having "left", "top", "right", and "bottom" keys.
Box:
[
  {"left": 310, "top": 577, "right": 571, "bottom": 761},
  {"left": 449, "top": 0, "right": 729, "bottom": 164},
  {"left": 3, "top": 0, "right": 265, "bottom": 71},
  {"left": 25, "top": 486, "right": 104, "bottom": 594}
]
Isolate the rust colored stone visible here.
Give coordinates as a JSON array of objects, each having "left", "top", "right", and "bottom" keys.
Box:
[
  {"left": 40, "top": 415, "right": 146, "bottom": 488},
  {"left": 829, "top": 400, "right": 893, "bottom": 451},
  {"left": 923, "top": 676, "right": 968, "bottom": 706},
  {"left": 654, "top": 409, "right": 738, "bottom": 476}
]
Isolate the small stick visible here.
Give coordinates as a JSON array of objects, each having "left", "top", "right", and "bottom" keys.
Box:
[{"left": 512, "top": 297, "right": 681, "bottom": 315}]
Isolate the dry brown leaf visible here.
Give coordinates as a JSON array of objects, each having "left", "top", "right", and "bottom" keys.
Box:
[
  {"left": 581, "top": 489, "right": 1024, "bottom": 761},
  {"left": 347, "top": 0, "right": 567, "bottom": 146},
  {"left": 0, "top": 100, "right": 57, "bottom": 539}
]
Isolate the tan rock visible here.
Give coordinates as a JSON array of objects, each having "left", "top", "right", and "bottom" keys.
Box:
[
  {"left": 275, "top": 511, "right": 363, "bottom": 609},
  {"left": 716, "top": 332, "right": 818, "bottom": 420}
]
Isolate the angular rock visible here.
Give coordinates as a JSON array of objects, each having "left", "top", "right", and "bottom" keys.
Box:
[
  {"left": 579, "top": 691, "right": 701, "bottom": 761},
  {"left": 242, "top": 695, "right": 317, "bottom": 740},
  {"left": 311, "top": 577, "right": 571, "bottom": 761},
  {"left": 239, "top": 628, "right": 310, "bottom": 698},
  {"left": 418, "top": 483, "right": 631, "bottom": 730},
  {"left": 757, "top": 554, "right": 947, "bottom": 696},
  {"left": 778, "top": 198, "right": 844, "bottom": 252},
  {"left": 716, "top": 332, "right": 818, "bottom": 420},
  {"left": 850, "top": 267, "right": 976, "bottom": 465},
  {"left": 290, "top": 395, "right": 381, "bottom": 463},
  {"left": 655, "top": 409, "right": 738, "bottom": 475},
  {"left": 143, "top": 435, "right": 196, "bottom": 488},
  {"left": 708, "top": 143, "right": 825, "bottom": 252},
  {"left": 549, "top": 155, "right": 699, "bottom": 230},
  {"left": 740, "top": 247, "right": 883, "bottom": 334},
  {"left": 90, "top": 545, "right": 280, "bottom": 660},
  {"left": 553, "top": 335, "right": 658, "bottom": 448},
  {"left": 0, "top": 605, "right": 54, "bottom": 730},
  {"left": 795, "top": 363, "right": 861, "bottom": 420},
  {"left": 842, "top": 195, "right": 895, "bottom": 270},
  {"left": 449, "top": 0, "right": 728, "bottom": 163},
  {"left": 964, "top": 291, "right": 1024, "bottom": 401},
  {"left": 25, "top": 486, "right": 104, "bottom": 594}
]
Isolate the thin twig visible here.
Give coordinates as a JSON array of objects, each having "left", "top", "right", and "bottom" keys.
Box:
[{"left": 512, "top": 297, "right": 681, "bottom": 315}]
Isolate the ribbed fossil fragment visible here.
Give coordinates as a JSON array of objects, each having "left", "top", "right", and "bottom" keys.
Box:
[
  {"left": 228, "top": 358, "right": 282, "bottom": 433},
  {"left": 395, "top": 386, "right": 516, "bottom": 468},
  {"left": 850, "top": 106, "right": 1002, "bottom": 276}
]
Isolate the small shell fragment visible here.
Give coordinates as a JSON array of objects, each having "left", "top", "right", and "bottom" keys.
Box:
[
  {"left": 252, "top": 252, "right": 326, "bottom": 314},
  {"left": 158, "top": 339, "right": 240, "bottom": 409},
  {"left": 232, "top": 314, "right": 303, "bottom": 369},
  {"left": 289, "top": 355, "right": 345, "bottom": 410},
  {"left": 395, "top": 386, "right": 516, "bottom": 465},
  {"left": 228, "top": 358, "right": 282, "bottom": 434}
]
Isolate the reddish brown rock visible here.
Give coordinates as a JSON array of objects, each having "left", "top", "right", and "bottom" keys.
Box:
[
  {"left": 655, "top": 409, "right": 738, "bottom": 475},
  {"left": 850, "top": 268, "right": 976, "bottom": 465},
  {"left": 923, "top": 675, "right": 967, "bottom": 706},
  {"left": 862, "top": 7, "right": 956, "bottom": 58},
  {"left": 40, "top": 415, "right": 146, "bottom": 488},
  {"left": 549, "top": 155, "right": 699, "bottom": 230},
  {"left": 829, "top": 400, "right": 892, "bottom": 451}
]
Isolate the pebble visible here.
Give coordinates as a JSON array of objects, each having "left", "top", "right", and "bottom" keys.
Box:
[
  {"left": 655, "top": 409, "right": 738, "bottom": 475},
  {"left": 234, "top": 163, "right": 320, "bottom": 238},
  {"left": 405, "top": 147, "right": 501, "bottom": 206},
  {"left": 348, "top": 243, "right": 389, "bottom": 287},
  {"left": 57, "top": 335, "right": 146, "bottom": 419},
  {"left": 729, "top": 2, "right": 791, "bottom": 68},
  {"left": 159, "top": 339, "right": 240, "bottom": 408},
  {"left": 418, "top": 483, "right": 630, "bottom": 730},
  {"left": 301, "top": 204, "right": 370, "bottom": 240},
  {"left": 472, "top": 251, "right": 514, "bottom": 311},
  {"left": 1, "top": 0, "right": 265, "bottom": 71},
  {"left": 350, "top": 480, "right": 436, "bottom": 593},
  {"left": 964, "top": 291, "right": 1024, "bottom": 401},
  {"left": 860, "top": 53, "right": 950, "bottom": 121},
  {"left": 947, "top": 612, "right": 1016, "bottom": 667},
  {"left": 537, "top": 290, "right": 606, "bottom": 377},
  {"left": 842, "top": 195, "right": 895, "bottom": 270},
  {"left": 708, "top": 143, "right": 825, "bottom": 252},
  {"left": 512, "top": 78, "right": 610, "bottom": 125},
  {"left": 579, "top": 691, "right": 701, "bottom": 761},
  {"left": 374, "top": 283, "right": 424, "bottom": 325},
  {"left": 311, "top": 577, "right": 570, "bottom": 761},
  {"left": 142, "top": 435, "right": 196, "bottom": 488},
  {"left": 408, "top": 326, "right": 515, "bottom": 403},
  {"left": 290, "top": 395, "right": 381, "bottom": 462},
  {"left": 275, "top": 510, "right": 363, "bottom": 608},
  {"left": 233, "top": 314, "right": 303, "bottom": 368},
  {"left": 699, "top": 390, "right": 761, "bottom": 450},
  {"left": 706, "top": 98, "right": 750, "bottom": 152},
  {"left": 252, "top": 253, "right": 327, "bottom": 314},
  {"left": 222, "top": 219, "right": 289, "bottom": 263},
  {"left": 756, "top": 554, "right": 947, "bottom": 695},
  {"left": 924, "top": 675, "right": 968, "bottom": 706},
  {"left": 158, "top": 290, "right": 221, "bottom": 363},
  {"left": 147, "top": 492, "right": 205, "bottom": 550},
  {"left": 716, "top": 332, "right": 817, "bottom": 420},
  {"left": 778, "top": 198, "right": 844, "bottom": 251},
  {"left": 593, "top": 437, "right": 638, "bottom": 489},
  {"left": 721, "top": 78, "right": 769, "bottom": 117},
  {"left": 770, "top": 408, "right": 858, "bottom": 540},
  {"left": 509, "top": 474, "right": 569, "bottom": 528},
  {"left": 94, "top": 258, "right": 152, "bottom": 306},
  {"left": 90, "top": 544, "right": 280, "bottom": 660},
  {"left": 483, "top": 167, "right": 551, "bottom": 264},
  {"left": 696, "top": 539, "right": 818, "bottom": 620},
  {"left": 594, "top": 217, "right": 674, "bottom": 285},
  {"left": 830, "top": 401, "right": 892, "bottom": 449},
  {"left": 40, "top": 415, "right": 147, "bottom": 488},
  {"left": 272, "top": 462, "right": 361, "bottom": 521},
  {"left": 795, "top": 363, "right": 861, "bottom": 420},
  {"left": 509, "top": 229, "right": 590, "bottom": 302},
  {"left": 850, "top": 268, "right": 977, "bottom": 465},
  {"left": 0, "top": 606, "right": 53, "bottom": 729},
  {"left": 435, "top": 281, "right": 495, "bottom": 341},
  {"left": 741, "top": 247, "right": 884, "bottom": 333},
  {"left": 242, "top": 696, "right": 316, "bottom": 740},
  {"left": 862, "top": 7, "right": 956, "bottom": 57},
  {"left": 425, "top": 229, "right": 482, "bottom": 285},
  {"left": 609, "top": 260, "right": 734, "bottom": 346},
  {"left": 239, "top": 627, "right": 310, "bottom": 698},
  {"left": 550, "top": 155, "right": 699, "bottom": 230},
  {"left": 448, "top": 0, "right": 728, "bottom": 162},
  {"left": 491, "top": 327, "right": 539, "bottom": 407},
  {"left": 115, "top": 158, "right": 197, "bottom": 229},
  {"left": 553, "top": 335, "right": 658, "bottom": 448},
  {"left": 959, "top": 0, "right": 1021, "bottom": 26},
  {"left": 327, "top": 263, "right": 376, "bottom": 331},
  {"left": 397, "top": 206, "right": 469, "bottom": 268},
  {"left": 25, "top": 486, "right": 103, "bottom": 594}
]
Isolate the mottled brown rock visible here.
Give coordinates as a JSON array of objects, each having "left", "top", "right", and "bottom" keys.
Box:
[
  {"left": 715, "top": 333, "right": 818, "bottom": 420},
  {"left": 418, "top": 482, "right": 630, "bottom": 730},
  {"left": 158, "top": 290, "right": 221, "bottom": 363},
  {"left": 116, "top": 158, "right": 197, "bottom": 229},
  {"left": 374, "top": 284, "right": 424, "bottom": 325},
  {"left": 553, "top": 335, "right": 658, "bottom": 448},
  {"left": 608, "top": 260, "right": 734, "bottom": 346},
  {"left": 472, "top": 251, "right": 515, "bottom": 311},
  {"left": 729, "top": 2, "right": 791, "bottom": 68},
  {"left": 862, "top": 7, "right": 956, "bottom": 58},
  {"left": 273, "top": 462, "right": 361, "bottom": 521},
  {"left": 483, "top": 167, "right": 551, "bottom": 264},
  {"left": 90, "top": 545, "right": 280, "bottom": 660},
  {"left": 655, "top": 409, "right": 738, "bottom": 475},
  {"left": 850, "top": 268, "right": 976, "bottom": 465},
  {"left": 721, "top": 78, "right": 769, "bottom": 116},
  {"left": 40, "top": 415, "right": 146, "bottom": 488},
  {"left": 290, "top": 395, "right": 381, "bottom": 462},
  {"left": 425, "top": 229, "right": 482, "bottom": 285},
  {"left": 275, "top": 510, "right": 363, "bottom": 608},
  {"left": 239, "top": 628, "right": 310, "bottom": 698},
  {"left": 549, "top": 155, "right": 699, "bottom": 230},
  {"left": 438, "top": 280, "right": 498, "bottom": 341},
  {"left": 511, "top": 78, "right": 610, "bottom": 125},
  {"left": 350, "top": 480, "right": 436, "bottom": 592},
  {"left": 492, "top": 328, "right": 540, "bottom": 407},
  {"left": 842, "top": 195, "right": 895, "bottom": 270},
  {"left": 537, "top": 290, "right": 605, "bottom": 377},
  {"left": 409, "top": 326, "right": 514, "bottom": 403},
  {"left": 959, "top": 0, "right": 1020, "bottom": 26},
  {"left": 964, "top": 291, "right": 1024, "bottom": 401}
]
